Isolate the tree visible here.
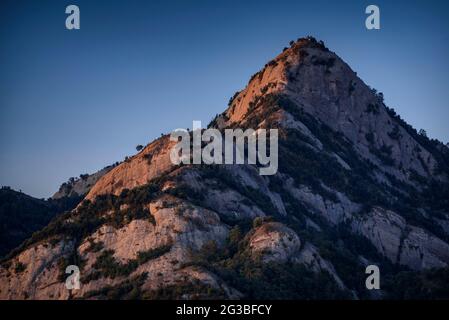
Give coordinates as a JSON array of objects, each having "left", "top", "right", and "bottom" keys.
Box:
[
  {"left": 136, "top": 145, "right": 143, "bottom": 152},
  {"left": 228, "top": 226, "right": 242, "bottom": 247},
  {"left": 419, "top": 129, "right": 428, "bottom": 138}
]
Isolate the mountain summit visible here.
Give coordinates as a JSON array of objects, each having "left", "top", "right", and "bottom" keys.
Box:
[{"left": 1, "top": 37, "right": 449, "bottom": 299}]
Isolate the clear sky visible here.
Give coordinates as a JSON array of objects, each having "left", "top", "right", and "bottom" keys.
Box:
[{"left": 1, "top": 0, "right": 448, "bottom": 198}]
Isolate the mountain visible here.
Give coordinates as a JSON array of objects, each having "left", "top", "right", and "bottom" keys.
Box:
[
  {"left": 0, "top": 187, "right": 79, "bottom": 258},
  {"left": 51, "top": 166, "right": 114, "bottom": 200},
  {"left": 0, "top": 167, "right": 114, "bottom": 258},
  {"left": 1, "top": 37, "right": 449, "bottom": 300}
]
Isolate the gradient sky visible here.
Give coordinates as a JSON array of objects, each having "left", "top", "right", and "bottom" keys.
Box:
[{"left": 1, "top": 0, "right": 448, "bottom": 198}]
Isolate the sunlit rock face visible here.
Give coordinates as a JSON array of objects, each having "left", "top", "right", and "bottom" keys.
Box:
[{"left": 1, "top": 37, "right": 449, "bottom": 300}]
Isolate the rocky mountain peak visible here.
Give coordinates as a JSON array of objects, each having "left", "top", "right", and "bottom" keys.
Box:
[
  {"left": 217, "top": 37, "right": 446, "bottom": 186},
  {"left": 1, "top": 37, "right": 449, "bottom": 300},
  {"left": 223, "top": 37, "right": 321, "bottom": 124}
]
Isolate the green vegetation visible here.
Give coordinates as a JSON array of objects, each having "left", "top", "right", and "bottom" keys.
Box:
[
  {"left": 88, "top": 249, "right": 137, "bottom": 279},
  {"left": 385, "top": 105, "right": 449, "bottom": 175},
  {"left": 142, "top": 278, "right": 226, "bottom": 300},
  {"left": 2, "top": 82, "right": 448, "bottom": 300},
  {"left": 85, "top": 239, "right": 104, "bottom": 253},
  {"left": 83, "top": 273, "right": 148, "bottom": 299},
  {"left": 208, "top": 111, "right": 229, "bottom": 129},
  {"left": 369, "top": 144, "right": 395, "bottom": 167},
  {"left": 223, "top": 93, "right": 393, "bottom": 209},
  {"left": 2, "top": 182, "right": 162, "bottom": 264},
  {"left": 83, "top": 245, "right": 172, "bottom": 281},
  {"left": 57, "top": 248, "right": 86, "bottom": 282},
  {"left": 184, "top": 220, "right": 351, "bottom": 300},
  {"left": 198, "top": 165, "right": 278, "bottom": 216},
  {"left": 348, "top": 80, "right": 356, "bottom": 95},
  {"left": 365, "top": 132, "right": 375, "bottom": 144},
  {"left": 135, "top": 145, "right": 143, "bottom": 152},
  {"left": 366, "top": 103, "right": 380, "bottom": 114},
  {"left": 136, "top": 245, "right": 172, "bottom": 262},
  {"left": 388, "top": 125, "right": 402, "bottom": 140},
  {"left": 311, "top": 56, "right": 335, "bottom": 73},
  {"left": 0, "top": 187, "right": 81, "bottom": 258},
  {"left": 384, "top": 267, "right": 449, "bottom": 299},
  {"left": 242, "top": 93, "right": 449, "bottom": 247},
  {"left": 14, "top": 262, "right": 26, "bottom": 273},
  {"left": 228, "top": 91, "right": 241, "bottom": 106}
]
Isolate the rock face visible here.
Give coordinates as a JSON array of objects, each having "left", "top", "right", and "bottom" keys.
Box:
[
  {"left": 221, "top": 39, "right": 439, "bottom": 183},
  {"left": 1, "top": 37, "right": 449, "bottom": 300},
  {"left": 52, "top": 166, "right": 114, "bottom": 200},
  {"left": 248, "top": 222, "right": 301, "bottom": 262},
  {"left": 351, "top": 207, "right": 449, "bottom": 269},
  {"left": 84, "top": 138, "right": 176, "bottom": 201}
]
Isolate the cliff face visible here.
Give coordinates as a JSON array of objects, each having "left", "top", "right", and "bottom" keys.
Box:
[
  {"left": 84, "top": 138, "right": 176, "bottom": 201},
  {"left": 1, "top": 37, "right": 449, "bottom": 300},
  {"left": 221, "top": 39, "right": 441, "bottom": 183},
  {"left": 52, "top": 166, "right": 114, "bottom": 200}
]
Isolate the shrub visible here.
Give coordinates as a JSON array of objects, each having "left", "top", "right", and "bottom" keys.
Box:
[
  {"left": 187, "top": 221, "right": 351, "bottom": 299},
  {"left": 135, "top": 145, "right": 143, "bottom": 152},
  {"left": 252, "top": 216, "right": 273, "bottom": 229},
  {"left": 14, "top": 262, "right": 26, "bottom": 273},
  {"left": 348, "top": 81, "right": 356, "bottom": 95},
  {"left": 228, "top": 226, "right": 243, "bottom": 248},
  {"left": 86, "top": 245, "right": 172, "bottom": 281},
  {"left": 369, "top": 144, "right": 395, "bottom": 166},
  {"left": 365, "top": 132, "right": 375, "bottom": 144},
  {"left": 366, "top": 103, "right": 380, "bottom": 114},
  {"left": 388, "top": 125, "right": 401, "bottom": 140},
  {"left": 86, "top": 239, "right": 104, "bottom": 253},
  {"left": 136, "top": 245, "right": 172, "bottom": 264},
  {"left": 83, "top": 273, "right": 148, "bottom": 299},
  {"left": 419, "top": 129, "right": 427, "bottom": 138}
]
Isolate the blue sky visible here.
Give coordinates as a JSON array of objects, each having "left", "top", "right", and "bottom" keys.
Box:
[{"left": 1, "top": 0, "right": 448, "bottom": 198}]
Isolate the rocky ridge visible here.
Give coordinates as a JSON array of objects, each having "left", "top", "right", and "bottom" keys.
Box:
[{"left": 1, "top": 37, "right": 449, "bottom": 299}]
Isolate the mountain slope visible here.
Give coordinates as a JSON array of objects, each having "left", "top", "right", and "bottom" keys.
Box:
[
  {"left": 0, "top": 187, "right": 80, "bottom": 258},
  {"left": 0, "top": 166, "right": 115, "bottom": 259},
  {"left": 52, "top": 165, "right": 114, "bottom": 200},
  {"left": 1, "top": 37, "right": 449, "bottom": 300}
]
